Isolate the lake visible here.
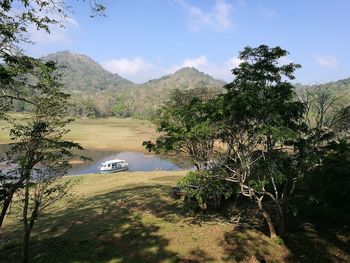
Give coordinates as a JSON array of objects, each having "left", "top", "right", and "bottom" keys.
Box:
[
  {"left": 67, "top": 151, "right": 192, "bottom": 175},
  {"left": 0, "top": 143, "right": 193, "bottom": 175}
]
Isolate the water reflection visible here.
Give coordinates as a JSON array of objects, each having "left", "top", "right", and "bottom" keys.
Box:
[{"left": 67, "top": 151, "right": 192, "bottom": 175}]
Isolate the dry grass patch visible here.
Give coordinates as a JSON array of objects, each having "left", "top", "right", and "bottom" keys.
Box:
[{"left": 0, "top": 117, "right": 157, "bottom": 152}]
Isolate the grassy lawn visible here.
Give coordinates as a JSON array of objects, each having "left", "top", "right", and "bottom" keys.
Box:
[
  {"left": 0, "top": 117, "right": 156, "bottom": 152},
  {"left": 0, "top": 171, "right": 288, "bottom": 263}
]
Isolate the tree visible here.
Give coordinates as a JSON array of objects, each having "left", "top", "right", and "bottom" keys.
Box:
[
  {"left": 297, "top": 85, "right": 350, "bottom": 214},
  {"left": 0, "top": 60, "right": 82, "bottom": 224},
  {"left": 0, "top": 62, "right": 85, "bottom": 262},
  {"left": 143, "top": 87, "right": 219, "bottom": 170},
  {"left": 212, "top": 45, "right": 305, "bottom": 237},
  {"left": 0, "top": 1, "right": 101, "bottom": 261}
]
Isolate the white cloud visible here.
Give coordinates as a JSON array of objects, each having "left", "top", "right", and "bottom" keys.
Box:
[
  {"left": 167, "top": 55, "right": 208, "bottom": 72},
  {"left": 314, "top": 54, "right": 338, "bottom": 67},
  {"left": 27, "top": 15, "right": 78, "bottom": 45},
  {"left": 102, "top": 55, "right": 243, "bottom": 83},
  {"left": 102, "top": 57, "right": 162, "bottom": 83},
  {"left": 166, "top": 55, "right": 242, "bottom": 81},
  {"left": 174, "top": 0, "right": 232, "bottom": 32}
]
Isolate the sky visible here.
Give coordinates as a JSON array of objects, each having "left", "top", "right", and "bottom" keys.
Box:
[{"left": 24, "top": 0, "right": 350, "bottom": 84}]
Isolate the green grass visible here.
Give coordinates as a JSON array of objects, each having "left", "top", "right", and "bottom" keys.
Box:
[
  {"left": 0, "top": 117, "right": 156, "bottom": 152},
  {"left": 0, "top": 171, "right": 287, "bottom": 263}
]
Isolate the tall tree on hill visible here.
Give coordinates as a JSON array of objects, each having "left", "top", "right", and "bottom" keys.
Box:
[{"left": 215, "top": 45, "right": 305, "bottom": 237}]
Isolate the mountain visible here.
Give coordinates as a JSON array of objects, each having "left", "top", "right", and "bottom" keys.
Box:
[
  {"left": 41, "top": 51, "right": 226, "bottom": 118},
  {"left": 325, "top": 77, "right": 350, "bottom": 104},
  {"left": 43, "top": 51, "right": 135, "bottom": 92},
  {"left": 42, "top": 50, "right": 349, "bottom": 119},
  {"left": 143, "top": 67, "right": 225, "bottom": 90},
  {"left": 296, "top": 77, "right": 350, "bottom": 106},
  {"left": 115, "top": 67, "right": 226, "bottom": 118}
]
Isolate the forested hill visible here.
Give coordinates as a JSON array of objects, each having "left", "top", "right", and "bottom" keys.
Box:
[
  {"left": 114, "top": 67, "right": 225, "bottom": 118},
  {"left": 142, "top": 67, "right": 226, "bottom": 91},
  {"left": 296, "top": 77, "right": 350, "bottom": 106},
  {"left": 39, "top": 51, "right": 225, "bottom": 118},
  {"left": 43, "top": 51, "right": 135, "bottom": 92},
  {"left": 322, "top": 77, "right": 350, "bottom": 104},
  {"left": 40, "top": 51, "right": 349, "bottom": 119}
]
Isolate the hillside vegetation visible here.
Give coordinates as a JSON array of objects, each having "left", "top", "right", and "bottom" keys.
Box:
[
  {"left": 12, "top": 51, "right": 349, "bottom": 119},
  {"left": 42, "top": 51, "right": 225, "bottom": 119},
  {"left": 43, "top": 51, "right": 135, "bottom": 92}
]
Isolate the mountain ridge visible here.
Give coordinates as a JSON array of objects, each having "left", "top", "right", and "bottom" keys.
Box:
[
  {"left": 41, "top": 51, "right": 350, "bottom": 119},
  {"left": 42, "top": 51, "right": 226, "bottom": 91}
]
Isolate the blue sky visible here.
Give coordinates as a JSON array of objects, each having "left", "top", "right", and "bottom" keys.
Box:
[{"left": 25, "top": 0, "right": 350, "bottom": 84}]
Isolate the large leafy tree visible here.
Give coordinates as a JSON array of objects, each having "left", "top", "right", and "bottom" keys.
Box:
[
  {"left": 0, "top": 61, "right": 82, "bottom": 227},
  {"left": 216, "top": 45, "right": 305, "bottom": 237}
]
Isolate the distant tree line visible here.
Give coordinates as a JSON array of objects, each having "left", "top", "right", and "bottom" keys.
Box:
[{"left": 10, "top": 84, "right": 221, "bottom": 120}]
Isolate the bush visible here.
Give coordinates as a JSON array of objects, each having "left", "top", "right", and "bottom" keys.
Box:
[
  {"left": 177, "top": 170, "right": 239, "bottom": 210},
  {"left": 307, "top": 141, "right": 350, "bottom": 209}
]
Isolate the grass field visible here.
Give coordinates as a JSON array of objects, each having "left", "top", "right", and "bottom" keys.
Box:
[
  {"left": 0, "top": 117, "right": 157, "bottom": 152},
  {"left": 0, "top": 171, "right": 289, "bottom": 263}
]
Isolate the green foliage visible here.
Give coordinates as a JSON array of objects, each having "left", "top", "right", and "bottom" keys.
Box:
[
  {"left": 273, "top": 236, "right": 284, "bottom": 246},
  {"left": 221, "top": 45, "right": 304, "bottom": 145},
  {"left": 144, "top": 87, "right": 218, "bottom": 169},
  {"left": 146, "top": 45, "right": 349, "bottom": 238},
  {"left": 306, "top": 141, "right": 350, "bottom": 209},
  {"left": 218, "top": 45, "right": 305, "bottom": 200},
  {"left": 178, "top": 170, "right": 239, "bottom": 210},
  {"left": 113, "top": 96, "right": 132, "bottom": 118}
]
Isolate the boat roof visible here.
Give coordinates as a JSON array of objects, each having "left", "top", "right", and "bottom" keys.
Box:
[{"left": 102, "top": 159, "right": 125, "bottom": 164}]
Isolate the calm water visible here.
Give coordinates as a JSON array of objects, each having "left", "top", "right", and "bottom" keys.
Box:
[
  {"left": 67, "top": 151, "right": 191, "bottom": 175},
  {"left": 0, "top": 143, "right": 192, "bottom": 175}
]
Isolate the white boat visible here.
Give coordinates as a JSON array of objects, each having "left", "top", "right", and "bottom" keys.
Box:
[{"left": 98, "top": 159, "right": 128, "bottom": 173}]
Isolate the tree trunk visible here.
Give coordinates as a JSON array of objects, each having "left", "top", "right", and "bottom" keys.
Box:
[
  {"left": 257, "top": 196, "right": 277, "bottom": 238},
  {"left": 276, "top": 203, "right": 285, "bottom": 237},
  {"left": 1, "top": 173, "right": 29, "bottom": 230},
  {"left": 22, "top": 231, "right": 30, "bottom": 263},
  {"left": 22, "top": 180, "right": 29, "bottom": 263},
  {"left": 0, "top": 190, "right": 14, "bottom": 229}
]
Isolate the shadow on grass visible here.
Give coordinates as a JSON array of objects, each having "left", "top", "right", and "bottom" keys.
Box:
[
  {"left": 221, "top": 227, "right": 285, "bottom": 263},
  {"left": 2, "top": 181, "right": 349, "bottom": 262},
  {"left": 0, "top": 184, "right": 187, "bottom": 263},
  {"left": 284, "top": 222, "right": 350, "bottom": 263}
]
